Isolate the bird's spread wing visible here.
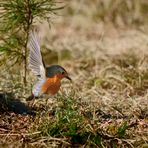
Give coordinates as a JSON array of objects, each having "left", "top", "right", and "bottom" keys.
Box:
[
  {"left": 28, "top": 30, "right": 46, "bottom": 96},
  {"left": 28, "top": 30, "right": 45, "bottom": 78}
]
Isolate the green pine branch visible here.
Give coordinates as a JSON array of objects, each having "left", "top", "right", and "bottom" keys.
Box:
[{"left": 0, "top": 0, "right": 64, "bottom": 86}]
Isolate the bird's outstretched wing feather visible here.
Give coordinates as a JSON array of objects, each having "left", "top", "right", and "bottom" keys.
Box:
[
  {"left": 28, "top": 30, "right": 46, "bottom": 97},
  {"left": 28, "top": 30, "right": 45, "bottom": 77}
]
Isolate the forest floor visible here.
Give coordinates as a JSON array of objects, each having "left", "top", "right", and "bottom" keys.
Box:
[{"left": 0, "top": 1, "right": 148, "bottom": 147}]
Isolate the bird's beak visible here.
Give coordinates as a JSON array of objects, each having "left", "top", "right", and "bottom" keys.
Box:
[{"left": 65, "top": 75, "right": 72, "bottom": 82}]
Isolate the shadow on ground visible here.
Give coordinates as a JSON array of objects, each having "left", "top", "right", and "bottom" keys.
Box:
[{"left": 0, "top": 92, "right": 35, "bottom": 116}]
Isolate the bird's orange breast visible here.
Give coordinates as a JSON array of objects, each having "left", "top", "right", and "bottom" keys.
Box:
[{"left": 41, "top": 75, "right": 61, "bottom": 95}]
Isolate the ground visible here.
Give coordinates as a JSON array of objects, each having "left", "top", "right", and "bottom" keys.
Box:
[{"left": 0, "top": 0, "right": 148, "bottom": 147}]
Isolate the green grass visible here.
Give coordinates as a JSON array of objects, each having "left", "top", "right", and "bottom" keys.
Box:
[{"left": 0, "top": 88, "right": 147, "bottom": 147}]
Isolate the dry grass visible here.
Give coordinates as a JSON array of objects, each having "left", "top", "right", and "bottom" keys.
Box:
[{"left": 0, "top": 0, "right": 148, "bottom": 147}]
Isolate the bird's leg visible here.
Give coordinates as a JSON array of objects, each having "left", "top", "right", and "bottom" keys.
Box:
[{"left": 45, "top": 97, "right": 48, "bottom": 105}]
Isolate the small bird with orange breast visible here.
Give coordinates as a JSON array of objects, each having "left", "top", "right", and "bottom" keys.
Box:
[{"left": 28, "top": 30, "right": 71, "bottom": 99}]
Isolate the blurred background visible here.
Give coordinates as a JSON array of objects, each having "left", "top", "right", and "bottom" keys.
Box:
[
  {"left": 40, "top": 0, "right": 148, "bottom": 63},
  {"left": 1, "top": 0, "right": 148, "bottom": 97}
]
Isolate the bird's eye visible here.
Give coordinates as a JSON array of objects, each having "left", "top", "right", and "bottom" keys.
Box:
[{"left": 61, "top": 71, "right": 65, "bottom": 75}]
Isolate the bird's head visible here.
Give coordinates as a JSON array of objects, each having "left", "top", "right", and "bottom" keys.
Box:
[{"left": 46, "top": 65, "right": 72, "bottom": 81}]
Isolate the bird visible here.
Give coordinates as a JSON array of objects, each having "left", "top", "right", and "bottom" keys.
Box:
[{"left": 28, "top": 30, "right": 72, "bottom": 99}]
